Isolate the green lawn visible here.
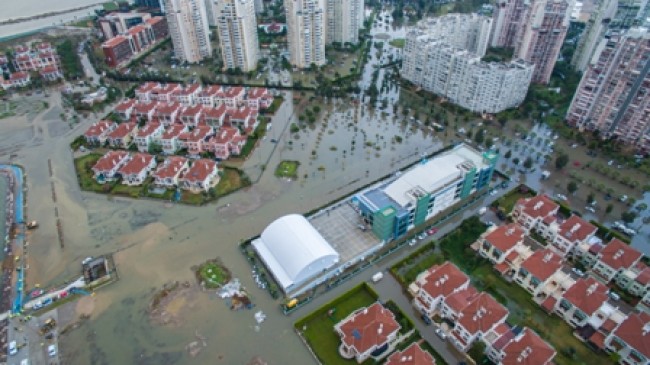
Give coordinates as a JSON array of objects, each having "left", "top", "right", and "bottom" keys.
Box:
[
  {"left": 215, "top": 167, "right": 249, "bottom": 196},
  {"left": 389, "top": 39, "right": 405, "bottom": 48},
  {"left": 295, "top": 284, "right": 379, "bottom": 365},
  {"left": 74, "top": 153, "right": 109, "bottom": 193},
  {"left": 111, "top": 182, "right": 144, "bottom": 198},
  {"left": 275, "top": 160, "right": 300, "bottom": 178},
  {"left": 198, "top": 262, "right": 230, "bottom": 288},
  {"left": 492, "top": 186, "right": 536, "bottom": 213}
]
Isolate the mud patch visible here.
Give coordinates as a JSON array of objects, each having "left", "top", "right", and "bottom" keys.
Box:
[{"left": 148, "top": 281, "right": 197, "bottom": 327}]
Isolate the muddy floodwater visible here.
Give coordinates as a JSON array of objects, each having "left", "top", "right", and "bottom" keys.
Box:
[{"left": 0, "top": 13, "right": 439, "bottom": 364}]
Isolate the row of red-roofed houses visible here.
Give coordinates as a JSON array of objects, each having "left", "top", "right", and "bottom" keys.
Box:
[
  {"left": 133, "top": 82, "right": 273, "bottom": 110},
  {"left": 113, "top": 98, "right": 258, "bottom": 129},
  {"left": 474, "top": 194, "right": 650, "bottom": 364},
  {"left": 84, "top": 119, "right": 248, "bottom": 160},
  {"left": 409, "top": 262, "right": 557, "bottom": 364},
  {"left": 1, "top": 43, "right": 63, "bottom": 90},
  {"left": 90, "top": 151, "right": 219, "bottom": 193}
]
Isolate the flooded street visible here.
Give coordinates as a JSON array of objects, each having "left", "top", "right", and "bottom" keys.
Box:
[{"left": 0, "top": 14, "right": 445, "bottom": 364}]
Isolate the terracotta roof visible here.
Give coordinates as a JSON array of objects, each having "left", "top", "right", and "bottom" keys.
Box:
[
  {"left": 589, "top": 331, "right": 607, "bottom": 349},
  {"left": 200, "top": 85, "right": 222, "bottom": 97},
  {"left": 161, "top": 124, "right": 186, "bottom": 139},
  {"left": 84, "top": 120, "right": 116, "bottom": 138},
  {"left": 182, "top": 159, "right": 218, "bottom": 182},
  {"left": 515, "top": 195, "right": 559, "bottom": 220},
  {"left": 134, "top": 101, "right": 157, "bottom": 114},
  {"left": 127, "top": 24, "right": 147, "bottom": 35},
  {"left": 136, "top": 121, "right": 162, "bottom": 137},
  {"left": 589, "top": 243, "right": 603, "bottom": 255},
  {"left": 37, "top": 42, "right": 52, "bottom": 50},
  {"left": 102, "top": 35, "right": 129, "bottom": 48},
  {"left": 15, "top": 54, "right": 30, "bottom": 62},
  {"left": 248, "top": 87, "right": 269, "bottom": 98},
  {"left": 484, "top": 224, "right": 525, "bottom": 253},
  {"left": 14, "top": 45, "right": 29, "bottom": 53},
  {"left": 635, "top": 265, "right": 650, "bottom": 285},
  {"left": 180, "top": 104, "right": 203, "bottom": 118},
  {"left": 456, "top": 292, "right": 508, "bottom": 336},
  {"left": 179, "top": 83, "right": 201, "bottom": 95},
  {"left": 561, "top": 277, "right": 608, "bottom": 316},
  {"left": 224, "top": 86, "right": 244, "bottom": 98},
  {"left": 92, "top": 150, "right": 129, "bottom": 172},
  {"left": 611, "top": 312, "right": 650, "bottom": 359},
  {"left": 136, "top": 82, "right": 158, "bottom": 94},
  {"left": 114, "top": 98, "right": 137, "bottom": 112},
  {"left": 38, "top": 51, "right": 55, "bottom": 59},
  {"left": 153, "top": 156, "right": 188, "bottom": 179},
  {"left": 505, "top": 251, "right": 519, "bottom": 263},
  {"left": 211, "top": 127, "right": 240, "bottom": 144},
  {"left": 337, "top": 303, "right": 401, "bottom": 355},
  {"left": 119, "top": 153, "right": 154, "bottom": 175},
  {"left": 9, "top": 72, "right": 29, "bottom": 80},
  {"left": 542, "top": 215, "right": 557, "bottom": 225},
  {"left": 145, "top": 16, "right": 164, "bottom": 25},
  {"left": 179, "top": 125, "right": 212, "bottom": 142},
  {"left": 501, "top": 328, "right": 556, "bottom": 365},
  {"left": 419, "top": 262, "right": 470, "bottom": 300},
  {"left": 495, "top": 262, "right": 510, "bottom": 274},
  {"left": 107, "top": 122, "right": 137, "bottom": 139},
  {"left": 203, "top": 105, "right": 227, "bottom": 120},
  {"left": 39, "top": 65, "right": 60, "bottom": 74},
  {"left": 601, "top": 318, "right": 619, "bottom": 333},
  {"left": 520, "top": 249, "right": 563, "bottom": 282},
  {"left": 557, "top": 216, "right": 597, "bottom": 243},
  {"left": 384, "top": 343, "right": 436, "bottom": 365},
  {"left": 444, "top": 286, "right": 479, "bottom": 314},
  {"left": 154, "top": 102, "right": 182, "bottom": 115},
  {"left": 157, "top": 83, "right": 179, "bottom": 94},
  {"left": 541, "top": 296, "right": 557, "bottom": 313},
  {"left": 599, "top": 239, "right": 643, "bottom": 271}
]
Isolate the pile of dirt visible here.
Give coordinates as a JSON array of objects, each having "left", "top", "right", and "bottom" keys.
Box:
[{"left": 148, "top": 281, "right": 197, "bottom": 327}]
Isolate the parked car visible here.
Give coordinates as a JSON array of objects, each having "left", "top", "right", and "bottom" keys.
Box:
[
  {"left": 435, "top": 327, "right": 447, "bottom": 341},
  {"left": 47, "top": 345, "right": 57, "bottom": 357},
  {"left": 420, "top": 314, "right": 432, "bottom": 325},
  {"left": 8, "top": 341, "right": 17, "bottom": 356},
  {"left": 426, "top": 228, "right": 438, "bottom": 235}
]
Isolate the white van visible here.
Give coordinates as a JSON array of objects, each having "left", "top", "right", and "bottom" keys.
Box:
[
  {"left": 372, "top": 272, "right": 384, "bottom": 283},
  {"left": 8, "top": 341, "right": 17, "bottom": 356}
]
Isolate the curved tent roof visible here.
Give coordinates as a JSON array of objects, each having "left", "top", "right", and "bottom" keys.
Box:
[{"left": 253, "top": 214, "right": 339, "bottom": 292}]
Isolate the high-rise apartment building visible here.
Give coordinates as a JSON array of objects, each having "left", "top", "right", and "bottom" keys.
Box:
[
  {"left": 566, "top": 28, "right": 650, "bottom": 151},
  {"left": 491, "top": 0, "right": 573, "bottom": 84},
  {"left": 285, "top": 0, "right": 326, "bottom": 68},
  {"left": 402, "top": 15, "right": 534, "bottom": 114},
  {"left": 214, "top": 0, "right": 260, "bottom": 71},
  {"left": 164, "top": 0, "right": 212, "bottom": 63},
  {"left": 571, "top": 0, "right": 618, "bottom": 71},
  {"left": 326, "top": 0, "right": 364, "bottom": 45}
]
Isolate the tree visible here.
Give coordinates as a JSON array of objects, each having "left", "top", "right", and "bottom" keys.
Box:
[
  {"left": 567, "top": 181, "right": 578, "bottom": 194},
  {"left": 555, "top": 153, "right": 569, "bottom": 170},
  {"left": 512, "top": 157, "right": 520, "bottom": 165},
  {"left": 523, "top": 157, "right": 533, "bottom": 169},
  {"left": 587, "top": 192, "right": 595, "bottom": 205},
  {"left": 504, "top": 150, "right": 512, "bottom": 159},
  {"left": 474, "top": 129, "right": 485, "bottom": 145},
  {"left": 621, "top": 211, "right": 637, "bottom": 224},
  {"left": 606, "top": 204, "right": 614, "bottom": 214}
]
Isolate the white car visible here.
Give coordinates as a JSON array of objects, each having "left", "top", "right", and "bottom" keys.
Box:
[
  {"left": 435, "top": 328, "right": 447, "bottom": 341},
  {"left": 47, "top": 344, "right": 57, "bottom": 357},
  {"left": 8, "top": 341, "right": 17, "bottom": 356}
]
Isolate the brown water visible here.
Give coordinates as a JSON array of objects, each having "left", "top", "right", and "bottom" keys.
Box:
[{"left": 0, "top": 18, "right": 439, "bottom": 363}]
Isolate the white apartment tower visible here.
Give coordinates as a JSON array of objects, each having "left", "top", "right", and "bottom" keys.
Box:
[
  {"left": 285, "top": 0, "right": 327, "bottom": 68},
  {"left": 214, "top": 0, "right": 260, "bottom": 71},
  {"left": 326, "top": 0, "right": 365, "bottom": 45},
  {"left": 401, "top": 15, "right": 534, "bottom": 114},
  {"left": 164, "top": 0, "right": 212, "bottom": 63}
]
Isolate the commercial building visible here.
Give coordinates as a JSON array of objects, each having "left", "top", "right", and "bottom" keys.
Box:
[
  {"left": 163, "top": 0, "right": 212, "bottom": 63},
  {"left": 491, "top": 0, "right": 573, "bottom": 84},
  {"left": 214, "top": 0, "right": 260, "bottom": 71},
  {"left": 326, "top": 0, "right": 364, "bottom": 45},
  {"left": 101, "top": 17, "right": 169, "bottom": 68},
  {"left": 566, "top": 28, "right": 650, "bottom": 151},
  {"left": 98, "top": 11, "right": 153, "bottom": 39},
  {"left": 285, "top": 0, "right": 326, "bottom": 68},
  {"left": 352, "top": 144, "right": 497, "bottom": 241},
  {"left": 401, "top": 15, "right": 534, "bottom": 114}
]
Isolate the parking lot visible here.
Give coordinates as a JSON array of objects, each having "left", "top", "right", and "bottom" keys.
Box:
[
  {"left": 309, "top": 201, "right": 382, "bottom": 263},
  {"left": 6, "top": 309, "right": 60, "bottom": 365}
]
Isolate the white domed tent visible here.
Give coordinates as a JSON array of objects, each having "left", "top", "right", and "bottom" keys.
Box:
[{"left": 253, "top": 214, "right": 340, "bottom": 293}]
